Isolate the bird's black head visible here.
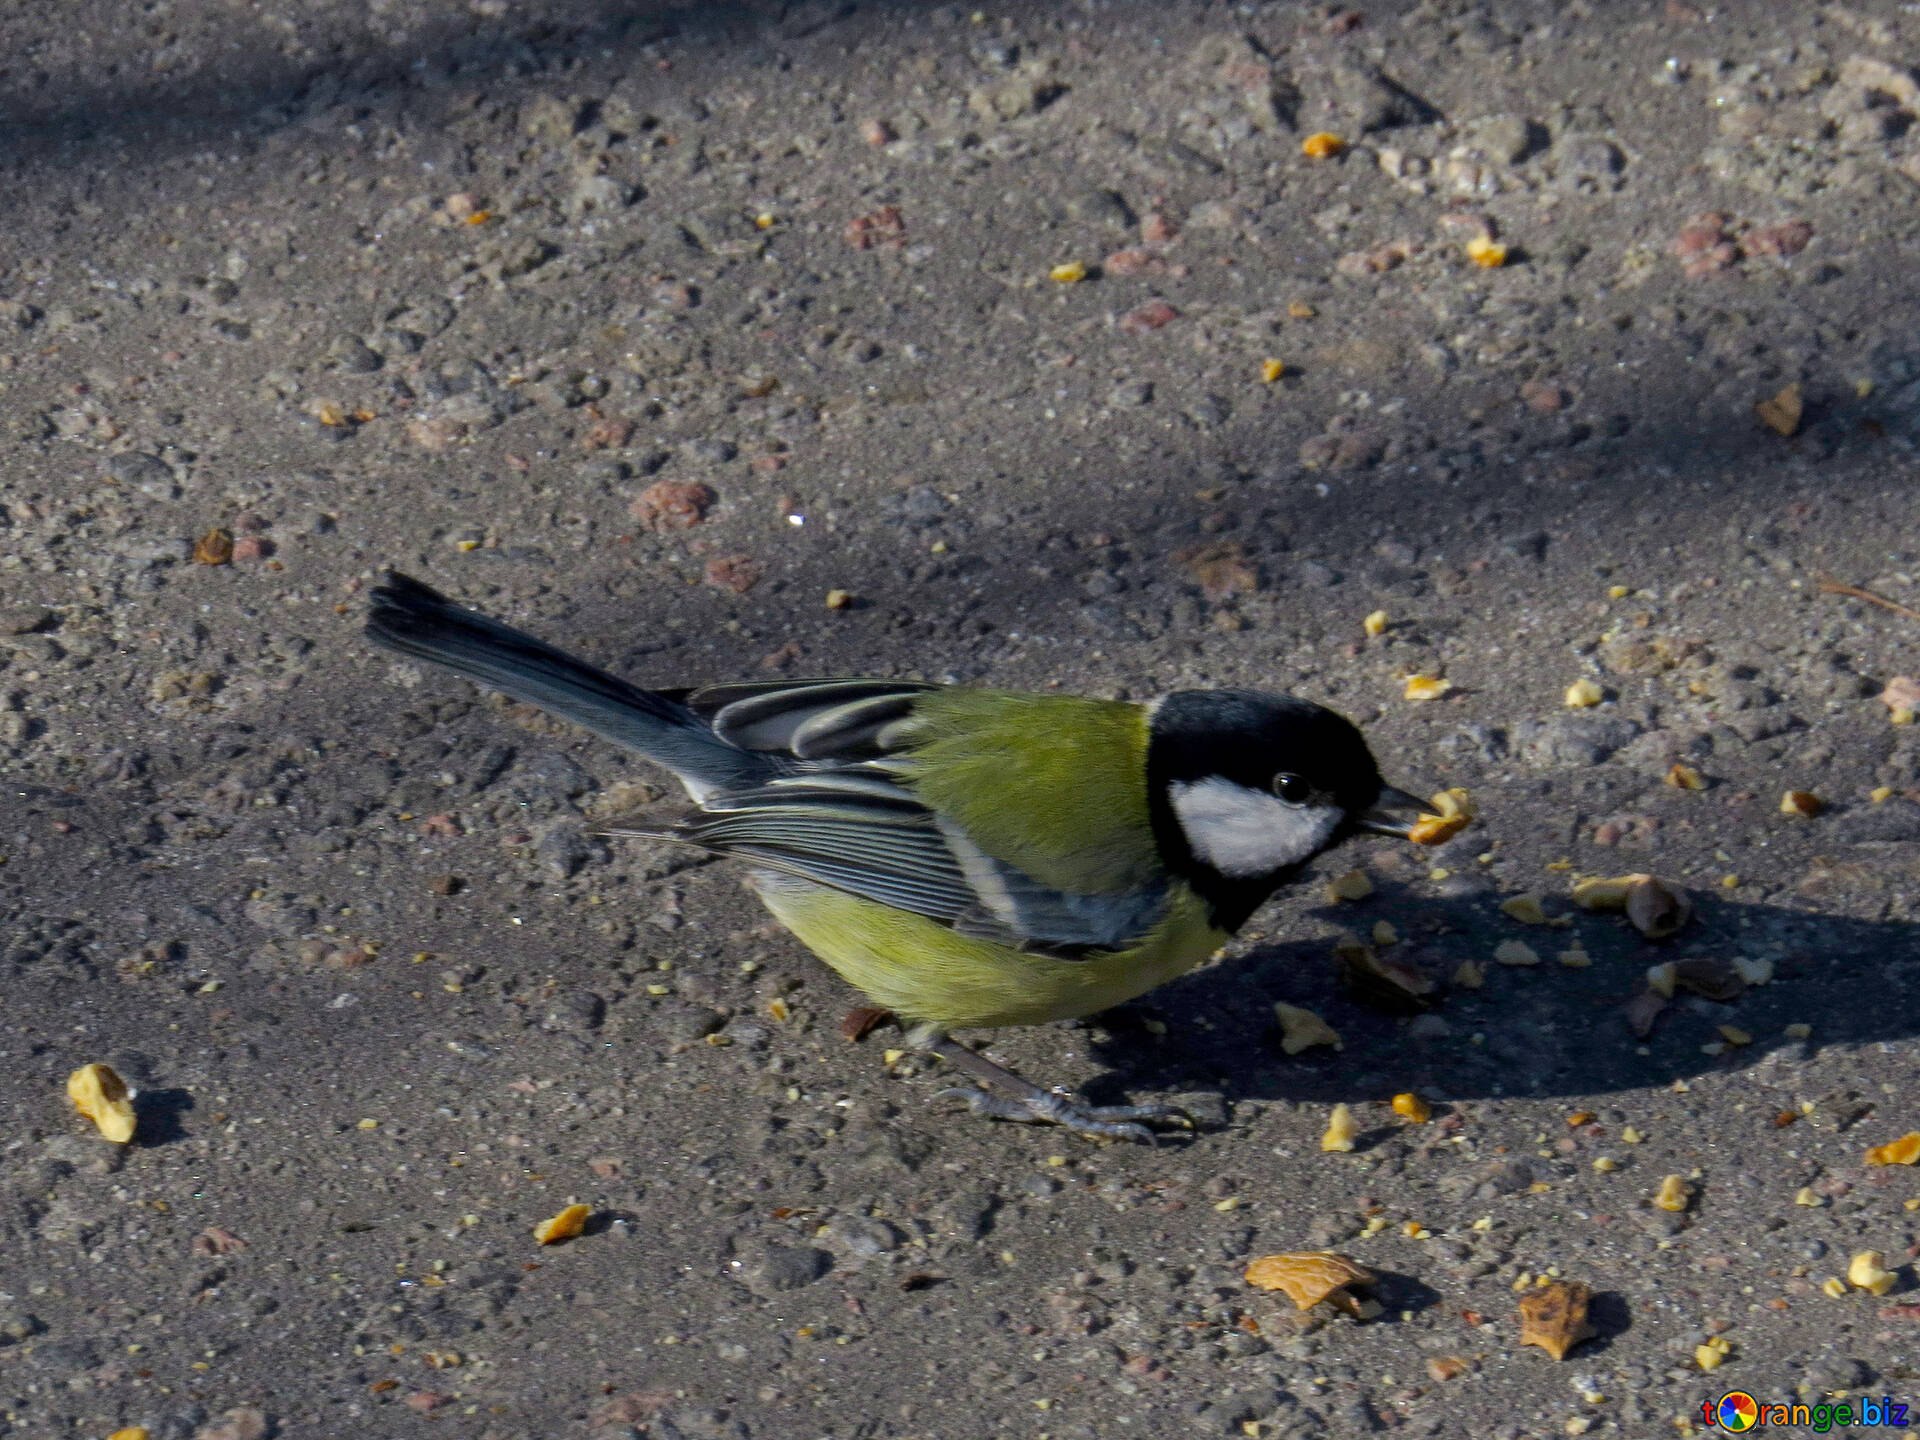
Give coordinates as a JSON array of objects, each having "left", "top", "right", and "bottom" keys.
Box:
[{"left": 1146, "top": 689, "right": 1417, "bottom": 932}]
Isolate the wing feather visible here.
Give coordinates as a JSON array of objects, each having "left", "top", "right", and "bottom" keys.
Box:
[
  {"left": 689, "top": 680, "right": 940, "bottom": 758},
  {"left": 603, "top": 768, "right": 1167, "bottom": 956}
]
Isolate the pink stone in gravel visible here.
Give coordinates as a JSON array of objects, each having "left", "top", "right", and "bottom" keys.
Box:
[
  {"left": 704, "top": 553, "right": 764, "bottom": 594},
  {"left": 844, "top": 204, "right": 907, "bottom": 250},
  {"left": 629, "top": 480, "right": 716, "bottom": 532},
  {"left": 194, "top": 1408, "right": 269, "bottom": 1440},
  {"left": 1520, "top": 379, "right": 1567, "bottom": 414},
  {"left": 1740, "top": 219, "right": 1813, "bottom": 259},
  {"left": 1673, "top": 213, "right": 1741, "bottom": 278},
  {"left": 1672, "top": 213, "right": 1731, "bottom": 257},
  {"left": 1117, "top": 299, "right": 1179, "bottom": 334},
  {"left": 1102, "top": 248, "right": 1160, "bottom": 276}
]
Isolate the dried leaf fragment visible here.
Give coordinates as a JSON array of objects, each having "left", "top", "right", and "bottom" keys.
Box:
[
  {"left": 1666, "top": 763, "right": 1705, "bottom": 790},
  {"left": 1755, "top": 381, "right": 1803, "bottom": 437},
  {"left": 1338, "top": 942, "right": 1436, "bottom": 1013},
  {"left": 1624, "top": 876, "right": 1692, "bottom": 940},
  {"left": 1362, "top": 608, "right": 1388, "bottom": 637},
  {"left": 1403, "top": 674, "right": 1451, "bottom": 701},
  {"left": 193, "top": 527, "right": 235, "bottom": 566},
  {"left": 839, "top": 1006, "right": 893, "bottom": 1042},
  {"left": 1624, "top": 986, "right": 1668, "bottom": 1038},
  {"left": 1301, "top": 132, "right": 1346, "bottom": 159},
  {"left": 1274, "top": 1002, "right": 1343, "bottom": 1055},
  {"left": 67, "top": 1062, "right": 137, "bottom": 1143},
  {"left": 1261, "top": 358, "right": 1287, "bottom": 384},
  {"left": 1048, "top": 260, "right": 1088, "bottom": 284},
  {"left": 533, "top": 1203, "right": 592, "bottom": 1245},
  {"left": 1244, "top": 1250, "right": 1376, "bottom": 1312},
  {"left": 1321, "top": 1102, "right": 1359, "bottom": 1152},
  {"left": 1866, "top": 1132, "right": 1920, "bottom": 1166},
  {"left": 1695, "top": 1335, "right": 1733, "bottom": 1371},
  {"left": 1517, "top": 1280, "right": 1595, "bottom": 1361},
  {"left": 1672, "top": 957, "right": 1745, "bottom": 1002},
  {"left": 1848, "top": 1250, "right": 1899, "bottom": 1296},
  {"left": 1391, "top": 1092, "right": 1432, "bottom": 1123},
  {"left": 1780, "top": 790, "right": 1823, "bottom": 817}
]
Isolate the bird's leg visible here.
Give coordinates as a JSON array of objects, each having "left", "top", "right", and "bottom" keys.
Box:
[{"left": 918, "top": 1031, "right": 1192, "bottom": 1144}]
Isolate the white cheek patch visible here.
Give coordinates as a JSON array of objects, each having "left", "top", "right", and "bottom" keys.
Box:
[{"left": 1170, "top": 778, "right": 1342, "bottom": 878}]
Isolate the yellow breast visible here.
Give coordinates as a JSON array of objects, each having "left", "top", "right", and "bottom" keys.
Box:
[{"left": 750, "top": 873, "right": 1228, "bottom": 1030}]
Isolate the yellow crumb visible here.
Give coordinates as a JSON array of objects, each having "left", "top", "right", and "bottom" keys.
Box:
[
  {"left": 533, "top": 1203, "right": 593, "bottom": 1245},
  {"left": 1466, "top": 236, "right": 1508, "bottom": 268},
  {"left": 1321, "top": 1103, "right": 1358, "bottom": 1152},
  {"left": 1564, "top": 678, "right": 1604, "bottom": 709},
  {"left": 1391, "top": 1092, "right": 1432, "bottom": 1124}
]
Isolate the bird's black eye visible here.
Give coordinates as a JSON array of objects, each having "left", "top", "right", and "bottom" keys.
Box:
[{"left": 1272, "top": 773, "right": 1311, "bottom": 805}]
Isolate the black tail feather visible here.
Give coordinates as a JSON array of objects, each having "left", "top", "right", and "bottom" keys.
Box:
[{"left": 365, "top": 573, "right": 761, "bottom": 792}]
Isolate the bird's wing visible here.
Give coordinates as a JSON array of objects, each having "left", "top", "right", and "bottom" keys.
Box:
[
  {"left": 683, "top": 680, "right": 943, "bottom": 761},
  {"left": 603, "top": 767, "right": 1168, "bottom": 957}
]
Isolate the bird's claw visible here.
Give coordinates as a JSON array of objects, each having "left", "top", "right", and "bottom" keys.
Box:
[{"left": 933, "top": 1085, "right": 1193, "bottom": 1144}]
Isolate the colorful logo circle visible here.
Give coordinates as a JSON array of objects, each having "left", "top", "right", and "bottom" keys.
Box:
[{"left": 1715, "top": 1392, "right": 1761, "bottom": 1432}]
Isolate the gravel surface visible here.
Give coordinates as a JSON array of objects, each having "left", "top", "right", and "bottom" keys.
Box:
[{"left": 5, "top": 2, "right": 1920, "bottom": 1436}]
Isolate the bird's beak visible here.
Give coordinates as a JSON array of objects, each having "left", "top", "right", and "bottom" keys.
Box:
[{"left": 1358, "top": 785, "right": 1428, "bottom": 839}]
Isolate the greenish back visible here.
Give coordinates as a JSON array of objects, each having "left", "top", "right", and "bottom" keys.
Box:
[{"left": 900, "top": 690, "right": 1157, "bottom": 895}]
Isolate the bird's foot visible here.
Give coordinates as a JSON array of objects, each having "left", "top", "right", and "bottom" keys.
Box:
[
  {"left": 934, "top": 1085, "right": 1192, "bottom": 1144},
  {"left": 922, "top": 1032, "right": 1192, "bottom": 1144}
]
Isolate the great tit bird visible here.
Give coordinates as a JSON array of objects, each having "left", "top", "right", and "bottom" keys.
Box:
[{"left": 365, "top": 573, "right": 1426, "bottom": 1142}]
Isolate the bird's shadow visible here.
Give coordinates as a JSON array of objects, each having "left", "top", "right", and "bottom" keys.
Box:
[
  {"left": 1078, "top": 876, "right": 1917, "bottom": 1113},
  {"left": 134, "top": 1087, "right": 196, "bottom": 1147},
  {"left": 1367, "top": 1268, "right": 1444, "bottom": 1319}
]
